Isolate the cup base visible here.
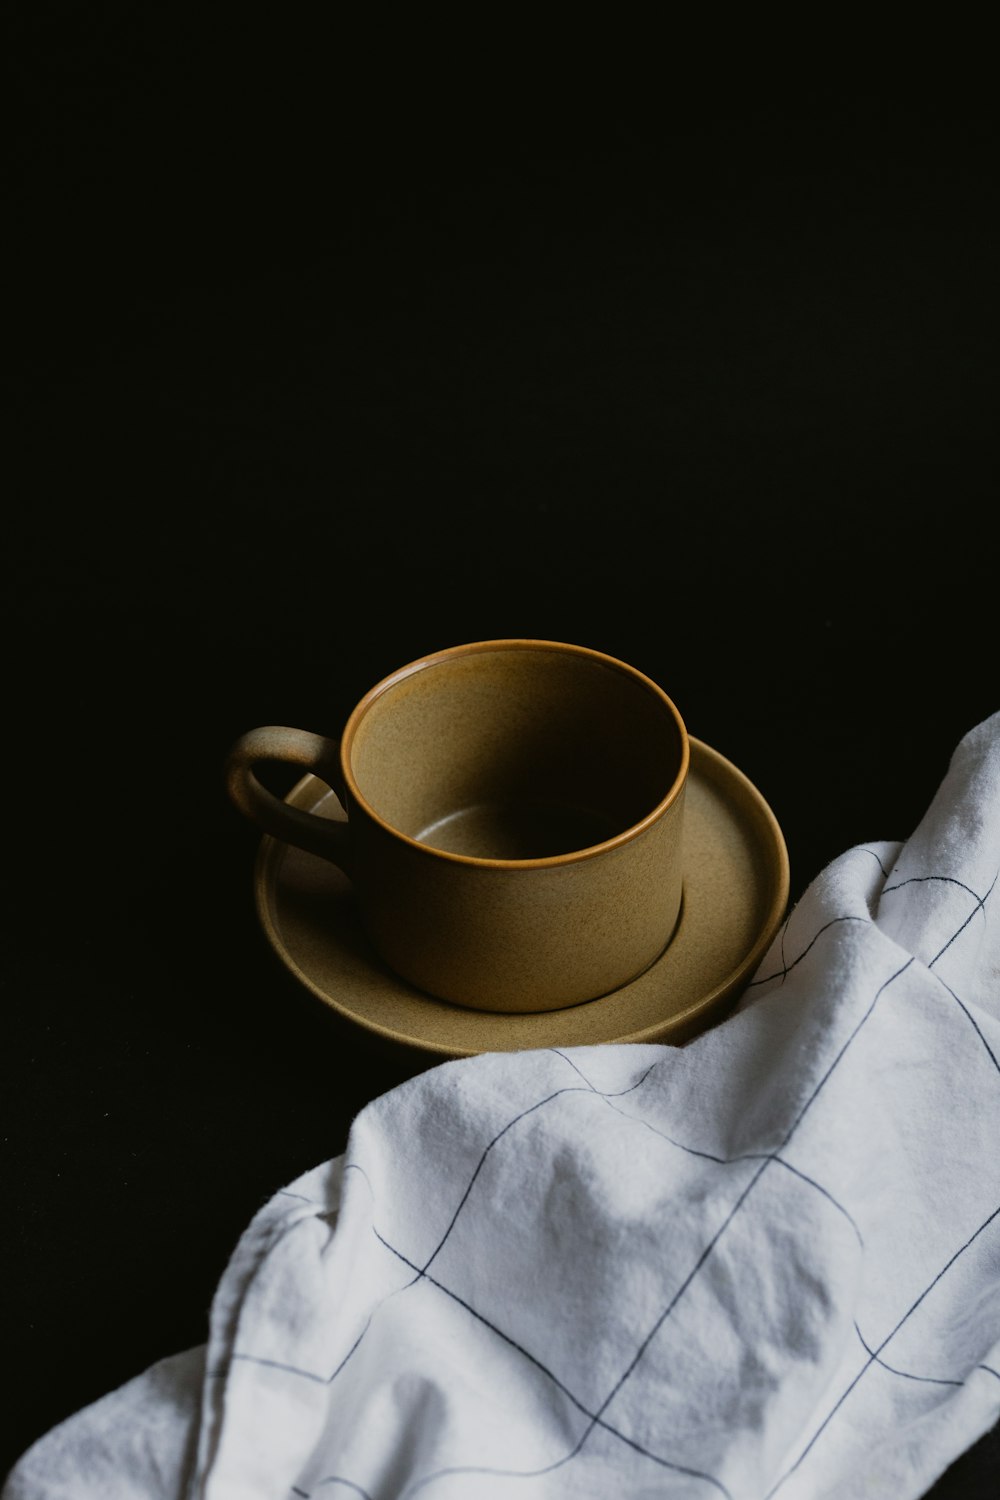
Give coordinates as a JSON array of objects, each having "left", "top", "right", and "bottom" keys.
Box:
[
  {"left": 251, "top": 737, "right": 789, "bottom": 1056},
  {"left": 378, "top": 888, "right": 688, "bottom": 1016}
]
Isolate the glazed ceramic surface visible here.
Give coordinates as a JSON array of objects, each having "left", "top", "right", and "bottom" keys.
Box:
[
  {"left": 252, "top": 737, "right": 789, "bottom": 1054},
  {"left": 226, "top": 640, "right": 690, "bottom": 1011}
]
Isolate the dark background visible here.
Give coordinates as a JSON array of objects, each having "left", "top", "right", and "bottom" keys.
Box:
[{"left": 3, "top": 12, "right": 997, "bottom": 1493}]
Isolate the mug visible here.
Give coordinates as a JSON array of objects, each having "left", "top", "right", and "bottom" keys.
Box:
[{"left": 224, "top": 639, "right": 689, "bottom": 1013}]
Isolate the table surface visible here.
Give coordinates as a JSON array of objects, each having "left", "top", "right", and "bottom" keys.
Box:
[{"left": 3, "top": 34, "right": 997, "bottom": 1493}]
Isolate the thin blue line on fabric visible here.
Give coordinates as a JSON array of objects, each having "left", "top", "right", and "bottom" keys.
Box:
[
  {"left": 765, "top": 1196, "right": 1000, "bottom": 1497},
  {"left": 371, "top": 1227, "right": 734, "bottom": 1499},
  {"left": 881, "top": 872, "right": 989, "bottom": 917},
  {"left": 779, "top": 906, "right": 790, "bottom": 980},
  {"left": 291, "top": 1477, "right": 373, "bottom": 1499},
  {"left": 931, "top": 973, "right": 1000, "bottom": 1077},
  {"left": 233, "top": 1069, "right": 663, "bottom": 1389},
  {"left": 551, "top": 1049, "right": 864, "bottom": 1247},
  {"left": 858, "top": 846, "right": 891, "bottom": 878},
  {"left": 747, "top": 915, "right": 869, "bottom": 988},
  {"left": 853, "top": 1322, "right": 962, "bottom": 1386},
  {"left": 418, "top": 1058, "right": 661, "bottom": 1278},
  {"left": 587, "top": 956, "right": 915, "bottom": 1440},
  {"left": 749, "top": 842, "right": 898, "bottom": 991},
  {"left": 929, "top": 869, "right": 998, "bottom": 967}
]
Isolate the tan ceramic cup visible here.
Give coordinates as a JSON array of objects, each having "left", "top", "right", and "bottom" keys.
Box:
[{"left": 224, "top": 639, "right": 689, "bottom": 1014}]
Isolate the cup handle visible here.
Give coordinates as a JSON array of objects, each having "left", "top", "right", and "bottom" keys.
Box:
[{"left": 224, "top": 726, "right": 354, "bottom": 871}]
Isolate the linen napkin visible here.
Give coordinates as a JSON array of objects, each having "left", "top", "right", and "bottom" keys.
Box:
[{"left": 6, "top": 712, "right": 1000, "bottom": 1500}]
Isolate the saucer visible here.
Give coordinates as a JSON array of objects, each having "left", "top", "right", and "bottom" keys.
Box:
[{"left": 252, "top": 737, "right": 789, "bottom": 1056}]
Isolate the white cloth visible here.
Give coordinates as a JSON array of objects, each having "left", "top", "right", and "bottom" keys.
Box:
[{"left": 6, "top": 713, "right": 1000, "bottom": 1500}]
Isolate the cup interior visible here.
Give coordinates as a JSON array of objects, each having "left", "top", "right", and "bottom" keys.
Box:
[{"left": 346, "top": 643, "right": 686, "bottom": 861}]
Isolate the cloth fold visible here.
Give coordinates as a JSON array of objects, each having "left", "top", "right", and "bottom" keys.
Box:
[{"left": 6, "top": 712, "right": 1000, "bottom": 1500}]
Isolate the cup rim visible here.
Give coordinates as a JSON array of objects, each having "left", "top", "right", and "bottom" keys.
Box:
[{"left": 339, "top": 638, "right": 690, "bottom": 869}]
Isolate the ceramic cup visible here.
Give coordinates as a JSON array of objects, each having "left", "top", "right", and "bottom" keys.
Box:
[{"left": 224, "top": 639, "right": 689, "bottom": 1014}]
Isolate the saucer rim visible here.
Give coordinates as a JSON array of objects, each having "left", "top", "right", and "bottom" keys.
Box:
[{"left": 253, "top": 736, "right": 790, "bottom": 1055}]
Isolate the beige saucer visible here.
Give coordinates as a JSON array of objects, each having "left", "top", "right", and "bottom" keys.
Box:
[{"left": 252, "top": 737, "right": 789, "bottom": 1056}]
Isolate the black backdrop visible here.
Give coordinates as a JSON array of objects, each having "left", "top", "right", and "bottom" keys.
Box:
[{"left": 4, "top": 16, "right": 998, "bottom": 1494}]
